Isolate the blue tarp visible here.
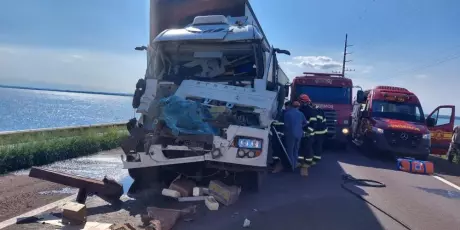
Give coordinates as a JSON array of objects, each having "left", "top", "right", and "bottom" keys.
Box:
[{"left": 158, "top": 96, "right": 217, "bottom": 136}]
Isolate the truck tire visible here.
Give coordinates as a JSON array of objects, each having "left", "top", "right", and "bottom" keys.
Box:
[{"left": 242, "top": 171, "right": 266, "bottom": 192}]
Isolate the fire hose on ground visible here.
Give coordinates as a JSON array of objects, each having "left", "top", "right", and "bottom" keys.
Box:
[{"left": 341, "top": 174, "right": 412, "bottom": 230}]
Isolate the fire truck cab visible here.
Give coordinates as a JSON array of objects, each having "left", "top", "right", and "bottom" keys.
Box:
[
  {"left": 291, "top": 72, "right": 353, "bottom": 147},
  {"left": 351, "top": 86, "right": 456, "bottom": 159}
]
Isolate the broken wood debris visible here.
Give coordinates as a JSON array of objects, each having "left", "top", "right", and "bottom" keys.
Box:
[
  {"left": 205, "top": 196, "right": 219, "bottom": 211},
  {"left": 29, "top": 167, "right": 123, "bottom": 204},
  {"left": 208, "top": 180, "right": 241, "bottom": 206},
  {"left": 177, "top": 196, "right": 208, "bottom": 202},
  {"left": 110, "top": 223, "right": 136, "bottom": 230},
  {"left": 62, "top": 202, "right": 87, "bottom": 225},
  {"left": 143, "top": 205, "right": 197, "bottom": 230},
  {"left": 168, "top": 178, "right": 196, "bottom": 197},
  {"left": 161, "top": 188, "right": 181, "bottom": 198}
]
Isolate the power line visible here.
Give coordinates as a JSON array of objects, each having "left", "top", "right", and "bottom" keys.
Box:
[{"left": 395, "top": 52, "right": 460, "bottom": 75}]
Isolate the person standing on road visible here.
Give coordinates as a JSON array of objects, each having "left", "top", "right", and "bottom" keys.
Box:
[
  {"left": 447, "top": 125, "right": 460, "bottom": 163},
  {"left": 298, "top": 94, "right": 318, "bottom": 167},
  {"left": 283, "top": 100, "right": 307, "bottom": 170},
  {"left": 271, "top": 101, "right": 292, "bottom": 173},
  {"left": 312, "top": 104, "right": 327, "bottom": 164}
]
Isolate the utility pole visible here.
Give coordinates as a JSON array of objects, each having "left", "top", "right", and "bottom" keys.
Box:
[{"left": 342, "top": 33, "right": 353, "bottom": 77}]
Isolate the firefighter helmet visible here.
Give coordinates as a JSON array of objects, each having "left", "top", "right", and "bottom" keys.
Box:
[{"left": 299, "top": 94, "right": 311, "bottom": 103}]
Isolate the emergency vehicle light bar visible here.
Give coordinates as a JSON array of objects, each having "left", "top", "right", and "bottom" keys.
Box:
[
  {"left": 302, "top": 72, "right": 344, "bottom": 78},
  {"left": 375, "top": 86, "right": 409, "bottom": 92}
]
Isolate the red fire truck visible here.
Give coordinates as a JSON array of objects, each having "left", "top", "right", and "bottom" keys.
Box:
[
  {"left": 291, "top": 72, "right": 353, "bottom": 148},
  {"left": 351, "top": 86, "right": 456, "bottom": 159}
]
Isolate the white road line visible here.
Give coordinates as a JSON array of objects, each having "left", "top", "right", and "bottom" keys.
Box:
[
  {"left": 432, "top": 175, "right": 460, "bottom": 191},
  {"left": 0, "top": 194, "right": 76, "bottom": 230}
]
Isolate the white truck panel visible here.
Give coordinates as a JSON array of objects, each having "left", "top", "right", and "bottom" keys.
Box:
[{"left": 174, "top": 80, "right": 277, "bottom": 110}]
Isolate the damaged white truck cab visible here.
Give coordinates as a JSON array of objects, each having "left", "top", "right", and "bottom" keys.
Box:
[{"left": 122, "top": 1, "right": 289, "bottom": 190}]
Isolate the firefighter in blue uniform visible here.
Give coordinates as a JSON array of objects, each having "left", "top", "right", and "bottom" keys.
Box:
[
  {"left": 298, "top": 94, "right": 318, "bottom": 167},
  {"left": 313, "top": 104, "right": 327, "bottom": 164}
]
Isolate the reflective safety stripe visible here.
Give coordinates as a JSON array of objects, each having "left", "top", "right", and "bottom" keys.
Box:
[
  {"left": 308, "top": 127, "right": 314, "bottom": 132},
  {"left": 273, "top": 122, "right": 284, "bottom": 125},
  {"left": 323, "top": 118, "right": 327, "bottom": 123},
  {"left": 316, "top": 115, "right": 324, "bottom": 120},
  {"left": 273, "top": 156, "right": 280, "bottom": 160},
  {"left": 316, "top": 130, "right": 327, "bottom": 135},
  {"left": 298, "top": 156, "right": 305, "bottom": 160},
  {"left": 309, "top": 117, "right": 317, "bottom": 122},
  {"left": 277, "top": 132, "right": 284, "bottom": 136},
  {"left": 313, "top": 156, "right": 321, "bottom": 160},
  {"left": 304, "top": 158, "right": 313, "bottom": 162}
]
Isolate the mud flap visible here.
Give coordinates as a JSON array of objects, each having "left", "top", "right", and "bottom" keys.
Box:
[{"left": 270, "top": 122, "right": 294, "bottom": 171}]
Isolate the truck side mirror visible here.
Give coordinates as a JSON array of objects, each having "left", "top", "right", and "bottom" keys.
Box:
[
  {"left": 284, "top": 85, "right": 290, "bottom": 97},
  {"left": 357, "top": 90, "right": 365, "bottom": 103},
  {"left": 274, "top": 48, "right": 291, "bottom": 56},
  {"left": 426, "top": 117, "right": 436, "bottom": 127}
]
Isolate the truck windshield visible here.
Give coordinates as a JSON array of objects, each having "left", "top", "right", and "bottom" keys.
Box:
[
  {"left": 295, "top": 85, "right": 351, "bottom": 104},
  {"left": 371, "top": 100, "right": 425, "bottom": 123},
  {"left": 148, "top": 42, "right": 263, "bottom": 87}
]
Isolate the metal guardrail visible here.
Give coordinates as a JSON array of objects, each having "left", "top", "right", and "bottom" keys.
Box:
[{"left": 0, "top": 122, "right": 126, "bottom": 136}]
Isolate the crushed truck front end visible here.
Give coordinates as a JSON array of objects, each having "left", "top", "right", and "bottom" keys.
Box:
[
  {"left": 121, "top": 7, "right": 290, "bottom": 190},
  {"left": 291, "top": 73, "right": 353, "bottom": 146}
]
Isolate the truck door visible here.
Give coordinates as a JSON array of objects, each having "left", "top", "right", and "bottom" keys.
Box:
[
  {"left": 351, "top": 103, "right": 360, "bottom": 138},
  {"left": 427, "top": 105, "right": 456, "bottom": 155}
]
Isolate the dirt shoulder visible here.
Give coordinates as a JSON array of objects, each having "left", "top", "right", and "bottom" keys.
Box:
[{"left": 0, "top": 174, "right": 68, "bottom": 222}]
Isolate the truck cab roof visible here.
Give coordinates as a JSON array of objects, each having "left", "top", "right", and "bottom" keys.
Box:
[
  {"left": 154, "top": 16, "right": 264, "bottom": 43},
  {"left": 370, "top": 86, "right": 420, "bottom": 104},
  {"left": 293, "top": 72, "right": 353, "bottom": 87}
]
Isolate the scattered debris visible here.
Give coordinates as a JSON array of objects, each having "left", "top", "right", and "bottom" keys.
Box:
[
  {"left": 29, "top": 167, "right": 123, "bottom": 204},
  {"left": 34, "top": 213, "right": 112, "bottom": 230},
  {"left": 144, "top": 206, "right": 197, "bottom": 230},
  {"left": 162, "top": 188, "right": 181, "bottom": 198},
  {"left": 243, "top": 218, "right": 251, "bottom": 228},
  {"left": 205, "top": 196, "right": 219, "bottom": 211},
  {"left": 110, "top": 223, "right": 136, "bottom": 230},
  {"left": 208, "top": 180, "right": 241, "bottom": 206},
  {"left": 178, "top": 196, "right": 208, "bottom": 202},
  {"left": 193, "top": 187, "right": 209, "bottom": 196},
  {"left": 169, "top": 178, "right": 196, "bottom": 197},
  {"left": 62, "top": 202, "right": 87, "bottom": 225}
]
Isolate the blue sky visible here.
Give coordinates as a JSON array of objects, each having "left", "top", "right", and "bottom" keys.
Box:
[{"left": 0, "top": 0, "right": 459, "bottom": 113}]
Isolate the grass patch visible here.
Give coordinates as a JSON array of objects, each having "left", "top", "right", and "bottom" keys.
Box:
[{"left": 0, "top": 127, "right": 128, "bottom": 174}]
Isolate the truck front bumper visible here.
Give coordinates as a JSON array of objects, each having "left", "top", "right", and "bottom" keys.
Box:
[
  {"left": 122, "top": 125, "right": 270, "bottom": 170},
  {"left": 326, "top": 125, "right": 351, "bottom": 144},
  {"left": 367, "top": 132, "right": 430, "bottom": 157}
]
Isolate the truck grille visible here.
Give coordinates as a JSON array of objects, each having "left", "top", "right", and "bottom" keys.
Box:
[
  {"left": 324, "top": 110, "right": 337, "bottom": 134},
  {"left": 384, "top": 131, "right": 422, "bottom": 148}
]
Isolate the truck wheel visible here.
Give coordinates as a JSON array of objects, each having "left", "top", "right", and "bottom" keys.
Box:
[{"left": 242, "top": 171, "right": 266, "bottom": 192}]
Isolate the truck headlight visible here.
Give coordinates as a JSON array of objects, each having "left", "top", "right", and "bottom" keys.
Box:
[
  {"left": 233, "top": 136, "right": 263, "bottom": 158},
  {"left": 422, "top": 133, "right": 431, "bottom": 140},
  {"left": 236, "top": 137, "right": 263, "bottom": 149},
  {"left": 342, "top": 128, "right": 349, "bottom": 135},
  {"left": 372, "top": 127, "right": 384, "bottom": 134}
]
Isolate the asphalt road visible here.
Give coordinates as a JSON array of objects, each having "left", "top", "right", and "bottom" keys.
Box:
[{"left": 2, "top": 148, "right": 460, "bottom": 230}]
